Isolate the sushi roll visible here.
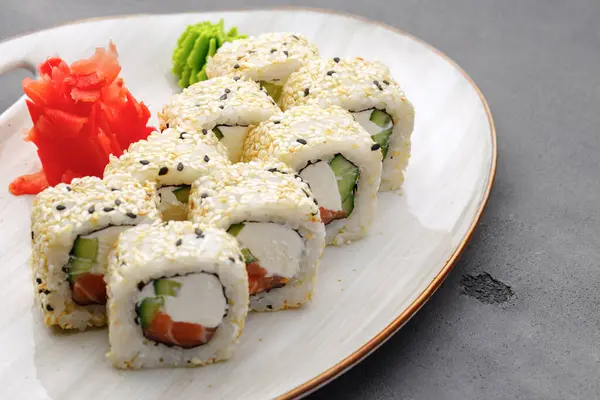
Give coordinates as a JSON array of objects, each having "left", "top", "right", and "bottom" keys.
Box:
[
  {"left": 106, "top": 222, "right": 248, "bottom": 369},
  {"left": 104, "top": 128, "right": 230, "bottom": 221},
  {"left": 158, "top": 76, "right": 280, "bottom": 163},
  {"left": 279, "top": 57, "right": 415, "bottom": 191},
  {"left": 243, "top": 105, "right": 382, "bottom": 245},
  {"left": 188, "top": 161, "right": 325, "bottom": 311},
  {"left": 206, "top": 32, "right": 319, "bottom": 102},
  {"left": 31, "top": 175, "right": 160, "bottom": 330}
]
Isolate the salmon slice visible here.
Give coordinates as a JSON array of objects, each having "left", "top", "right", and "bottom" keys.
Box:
[
  {"left": 71, "top": 273, "right": 107, "bottom": 305},
  {"left": 246, "top": 261, "right": 288, "bottom": 295},
  {"left": 319, "top": 207, "right": 346, "bottom": 225},
  {"left": 145, "top": 312, "right": 217, "bottom": 349}
]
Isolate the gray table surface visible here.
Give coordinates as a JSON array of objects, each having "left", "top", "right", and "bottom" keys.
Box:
[{"left": 1, "top": 1, "right": 599, "bottom": 399}]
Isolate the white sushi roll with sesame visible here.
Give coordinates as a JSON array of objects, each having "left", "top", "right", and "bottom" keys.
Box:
[
  {"left": 104, "top": 128, "right": 230, "bottom": 221},
  {"left": 280, "top": 57, "right": 415, "bottom": 191},
  {"left": 159, "top": 76, "right": 280, "bottom": 163},
  {"left": 30, "top": 175, "right": 160, "bottom": 330},
  {"left": 106, "top": 222, "right": 248, "bottom": 369},
  {"left": 206, "top": 32, "right": 319, "bottom": 102},
  {"left": 243, "top": 105, "right": 382, "bottom": 245},
  {"left": 189, "top": 161, "right": 325, "bottom": 311}
]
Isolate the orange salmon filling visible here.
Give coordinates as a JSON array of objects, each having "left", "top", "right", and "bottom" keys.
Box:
[
  {"left": 246, "top": 262, "right": 288, "bottom": 295},
  {"left": 319, "top": 207, "right": 347, "bottom": 225},
  {"left": 71, "top": 273, "right": 107, "bottom": 305},
  {"left": 145, "top": 313, "right": 217, "bottom": 349}
]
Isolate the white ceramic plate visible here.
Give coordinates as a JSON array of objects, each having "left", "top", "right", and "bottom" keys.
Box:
[{"left": 0, "top": 8, "right": 496, "bottom": 400}]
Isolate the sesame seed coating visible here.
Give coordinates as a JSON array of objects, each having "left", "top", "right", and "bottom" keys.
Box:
[
  {"left": 158, "top": 77, "right": 280, "bottom": 133},
  {"left": 206, "top": 32, "right": 319, "bottom": 83},
  {"left": 280, "top": 57, "right": 415, "bottom": 191},
  {"left": 189, "top": 160, "right": 321, "bottom": 229},
  {"left": 31, "top": 175, "right": 161, "bottom": 330},
  {"left": 104, "top": 128, "right": 230, "bottom": 187}
]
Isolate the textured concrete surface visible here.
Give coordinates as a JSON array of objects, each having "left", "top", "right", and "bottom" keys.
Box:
[{"left": 1, "top": 1, "right": 599, "bottom": 399}]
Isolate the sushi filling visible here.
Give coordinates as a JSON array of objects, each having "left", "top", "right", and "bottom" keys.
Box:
[
  {"left": 212, "top": 125, "right": 249, "bottom": 162},
  {"left": 259, "top": 81, "right": 283, "bottom": 103},
  {"left": 299, "top": 155, "right": 360, "bottom": 225},
  {"left": 136, "top": 273, "right": 227, "bottom": 349},
  {"left": 157, "top": 185, "right": 191, "bottom": 221},
  {"left": 352, "top": 109, "right": 394, "bottom": 158},
  {"left": 227, "top": 222, "right": 304, "bottom": 295},
  {"left": 66, "top": 225, "right": 131, "bottom": 305}
]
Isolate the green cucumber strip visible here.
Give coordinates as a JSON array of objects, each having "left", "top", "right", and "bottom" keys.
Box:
[
  {"left": 259, "top": 81, "right": 282, "bottom": 102},
  {"left": 67, "top": 257, "right": 93, "bottom": 283},
  {"left": 72, "top": 237, "right": 98, "bottom": 260},
  {"left": 372, "top": 127, "right": 393, "bottom": 158},
  {"left": 241, "top": 248, "right": 257, "bottom": 264},
  {"left": 172, "top": 185, "right": 191, "bottom": 203},
  {"left": 329, "top": 154, "right": 359, "bottom": 202},
  {"left": 369, "top": 109, "right": 392, "bottom": 128},
  {"left": 227, "top": 223, "right": 245, "bottom": 237},
  {"left": 138, "top": 297, "right": 164, "bottom": 329},
  {"left": 341, "top": 194, "right": 355, "bottom": 216},
  {"left": 213, "top": 126, "right": 224, "bottom": 140},
  {"left": 154, "top": 279, "right": 181, "bottom": 296}
]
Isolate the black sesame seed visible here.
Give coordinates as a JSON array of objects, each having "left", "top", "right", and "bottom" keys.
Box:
[
  {"left": 371, "top": 143, "right": 381, "bottom": 151},
  {"left": 111, "top": 188, "right": 119, "bottom": 192},
  {"left": 292, "top": 35, "right": 300, "bottom": 40},
  {"left": 296, "top": 138, "right": 307, "bottom": 145},
  {"left": 104, "top": 207, "right": 114, "bottom": 212},
  {"left": 201, "top": 193, "right": 209, "bottom": 199},
  {"left": 233, "top": 64, "right": 240, "bottom": 69},
  {"left": 179, "top": 132, "right": 186, "bottom": 140},
  {"left": 126, "top": 212, "right": 137, "bottom": 219},
  {"left": 273, "top": 120, "right": 280, "bottom": 124},
  {"left": 66, "top": 186, "right": 72, "bottom": 192},
  {"left": 373, "top": 80, "right": 383, "bottom": 90},
  {"left": 195, "top": 228, "right": 204, "bottom": 238},
  {"left": 31, "top": 231, "right": 34, "bottom": 240},
  {"left": 158, "top": 193, "right": 162, "bottom": 200},
  {"left": 43, "top": 289, "right": 51, "bottom": 295},
  {"left": 202, "top": 129, "right": 208, "bottom": 135},
  {"left": 225, "top": 88, "right": 231, "bottom": 94},
  {"left": 46, "top": 305, "right": 54, "bottom": 311},
  {"left": 219, "top": 105, "right": 225, "bottom": 109},
  {"left": 158, "top": 166, "right": 169, "bottom": 176},
  {"left": 36, "top": 278, "right": 42, "bottom": 284},
  {"left": 166, "top": 123, "right": 170, "bottom": 129},
  {"left": 229, "top": 257, "right": 235, "bottom": 263},
  {"left": 266, "top": 305, "right": 273, "bottom": 310},
  {"left": 283, "top": 42, "right": 288, "bottom": 45},
  {"left": 115, "top": 199, "right": 121, "bottom": 206},
  {"left": 270, "top": 48, "right": 277, "bottom": 53},
  {"left": 204, "top": 155, "right": 210, "bottom": 162},
  {"left": 268, "top": 168, "right": 278, "bottom": 173},
  {"left": 333, "top": 57, "right": 340, "bottom": 63},
  {"left": 271, "top": 100, "right": 276, "bottom": 105},
  {"left": 248, "top": 50, "right": 256, "bottom": 54},
  {"left": 304, "top": 88, "right": 310, "bottom": 96},
  {"left": 137, "top": 282, "right": 145, "bottom": 291},
  {"left": 233, "top": 76, "right": 240, "bottom": 81},
  {"left": 176, "top": 162, "right": 184, "bottom": 171},
  {"left": 302, "top": 189, "right": 310, "bottom": 198},
  {"left": 326, "top": 70, "right": 335, "bottom": 76},
  {"left": 220, "top": 93, "right": 228, "bottom": 101},
  {"left": 313, "top": 198, "right": 319, "bottom": 205},
  {"left": 176, "top": 239, "right": 183, "bottom": 247},
  {"left": 383, "top": 80, "right": 390, "bottom": 85},
  {"left": 88, "top": 205, "right": 95, "bottom": 214},
  {"left": 56, "top": 204, "right": 66, "bottom": 211},
  {"left": 139, "top": 160, "right": 150, "bottom": 165},
  {"left": 283, "top": 50, "right": 289, "bottom": 57}
]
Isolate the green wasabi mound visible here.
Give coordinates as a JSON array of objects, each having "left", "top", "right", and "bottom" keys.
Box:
[{"left": 172, "top": 19, "right": 246, "bottom": 88}]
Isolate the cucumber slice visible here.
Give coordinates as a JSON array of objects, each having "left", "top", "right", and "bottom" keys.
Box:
[
  {"left": 259, "top": 81, "right": 282, "bottom": 102},
  {"left": 67, "top": 257, "right": 93, "bottom": 283},
  {"left": 227, "top": 223, "right": 245, "bottom": 237},
  {"left": 72, "top": 237, "right": 98, "bottom": 260},
  {"left": 213, "top": 126, "right": 224, "bottom": 140},
  {"left": 369, "top": 109, "right": 392, "bottom": 128},
  {"left": 329, "top": 154, "right": 359, "bottom": 205},
  {"left": 341, "top": 194, "right": 355, "bottom": 216},
  {"left": 241, "top": 248, "right": 257, "bottom": 264},
  {"left": 154, "top": 279, "right": 181, "bottom": 296},
  {"left": 138, "top": 297, "right": 164, "bottom": 329},
  {"left": 172, "top": 185, "right": 191, "bottom": 203},
  {"left": 372, "top": 127, "right": 393, "bottom": 158}
]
